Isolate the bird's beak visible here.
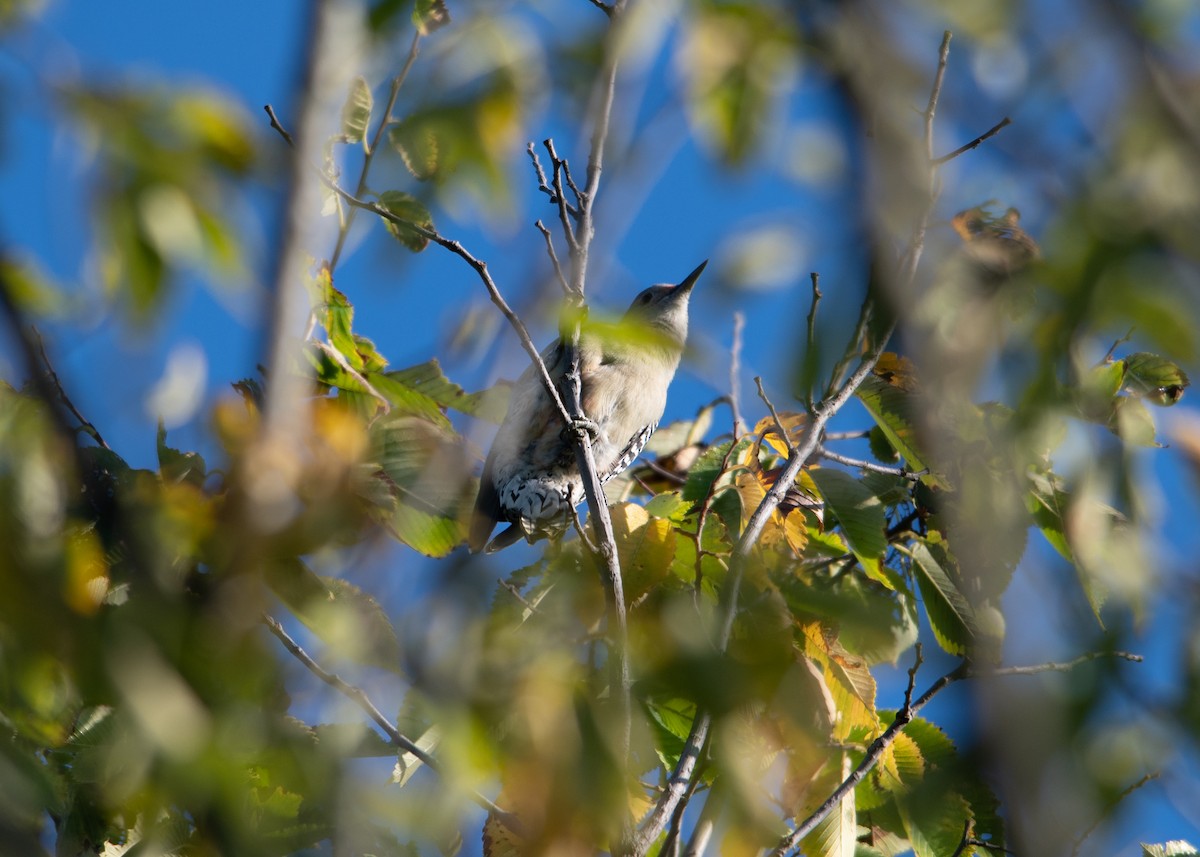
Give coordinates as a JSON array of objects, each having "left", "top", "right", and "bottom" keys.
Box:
[{"left": 676, "top": 260, "right": 708, "bottom": 295}]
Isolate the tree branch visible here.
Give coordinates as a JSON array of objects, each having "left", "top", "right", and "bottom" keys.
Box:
[
  {"left": 329, "top": 30, "right": 422, "bottom": 270},
  {"left": 932, "top": 116, "right": 1012, "bottom": 165},
  {"left": 261, "top": 614, "right": 521, "bottom": 831}
]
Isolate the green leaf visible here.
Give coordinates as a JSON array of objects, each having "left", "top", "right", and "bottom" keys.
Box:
[
  {"left": 377, "top": 191, "right": 434, "bottom": 252},
  {"left": 1027, "top": 473, "right": 1072, "bottom": 562},
  {"left": 1122, "top": 352, "right": 1189, "bottom": 405},
  {"left": 856, "top": 376, "right": 932, "bottom": 476},
  {"left": 681, "top": 438, "right": 750, "bottom": 503},
  {"left": 1110, "top": 395, "right": 1160, "bottom": 446},
  {"left": 803, "top": 756, "right": 857, "bottom": 857},
  {"left": 645, "top": 491, "right": 691, "bottom": 521},
  {"left": 808, "top": 468, "right": 888, "bottom": 587},
  {"left": 908, "top": 541, "right": 978, "bottom": 655},
  {"left": 368, "top": 415, "right": 470, "bottom": 557},
  {"left": 367, "top": 372, "right": 453, "bottom": 429},
  {"left": 340, "top": 77, "right": 373, "bottom": 145},
  {"left": 388, "top": 359, "right": 509, "bottom": 423},
  {"left": 412, "top": 0, "right": 450, "bottom": 35}
]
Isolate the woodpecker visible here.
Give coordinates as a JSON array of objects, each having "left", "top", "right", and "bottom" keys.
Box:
[{"left": 469, "top": 261, "right": 706, "bottom": 553}]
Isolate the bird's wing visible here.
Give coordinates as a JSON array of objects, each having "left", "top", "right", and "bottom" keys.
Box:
[
  {"left": 468, "top": 339, "right": 566, "bottom": 553},
  {"left": 601, "top": 422, "right": 656, "bottom": 482}
]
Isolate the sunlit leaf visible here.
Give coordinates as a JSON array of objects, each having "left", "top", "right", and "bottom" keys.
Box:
[
  {"left": 856, "top": 376, "right": 933, "bottom": 477},
  {"left": 340, "top": 76, "right": 373, "bottom": 145},
  {"left": 1122, "top": 352, "right": 1189, "bottom": 405}
]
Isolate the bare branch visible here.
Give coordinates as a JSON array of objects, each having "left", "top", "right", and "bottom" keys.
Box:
[
  {"left": 31, "top": 327, "right": 110, "bottom": 449},
  {"left": 261, "top": 614, "right": 520, "bottom": 831},
  {"left": 988, "top": 650, "right": 1143, "bottom": 676},
  {"left": 754, "top": 376, "right": 794, "bottom": 456},
  {"left": 526, "top": 143, "right": 558, "bottom": 204},
  {"left": 325, "top": 183, "right": 576, "bottom": 430},
  {"left": 535, "top": 220, "right": 572, "bottom": 295},
  {"left": 544, "top": 138, "right": 580, "bottom": 257},
  {"left": 330, "top": 30, "right": 423, "bottom": 270},
  {"left": 1070, "top": 771, "right": 1160, "bottom": 857},
  {"left": 263, "top": 103, "right": 295, "bottom": 147},
  {"left": 932, "top": 116, "right": 1012, "bottom": 165},
  {"left": 586, "top": 0, "right": 615, "bottom": 17},
  {"left": 804, "top": 273, "right": 822, "bottom": 411},
  {"left": 817, "top": 447, "right": 926, "bottom": 480},
  {"left": 904, "top": 643, "right": 924, "bottom": 710},
  {"left": 1102, "top": 326, "right": 1136, "bottom": 363}
]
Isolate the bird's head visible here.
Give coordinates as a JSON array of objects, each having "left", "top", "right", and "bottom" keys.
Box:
[{"left": 622, "top": 260, "right": 707, "bottom": 347}]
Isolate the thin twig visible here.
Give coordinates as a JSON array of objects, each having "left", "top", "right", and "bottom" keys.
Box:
[
  {"left": 497, "top": 578, "right": 542, "bottom": 616},
  {"left": 988, "top": 650, "right": 1143, "bottom": 676},
  {"left": 770, "top": 661, "right": 970, "bottom": 857},
  {"left": 730, "top": 312, "right": 745, "bottom": 438},
  {"left": 535, "top": 220, "right": 572, "bottom": 295},
  {"left": 263, "top": 103, "right": 294, "bottom": 147},
  {"left": 586, "top": 0, "right": 615, "bottom": 17},
  {"left": 544, "top": 138, "right": 580, "bottom": 256},
  {"left": 755, "top": 376, "right": 794, "bottom": 456},
  {"left": 1070, "top": 771, "right": 1159, "bottom": 857},
  {"left": 1102, "top": 326, "right": 1136, "bottom": 363},
  {"left": 949, "top": 819, "right": 974, "bottom": 857},
  {"left": 824, "top": 430, "right": 872, "bottom": 441},
  {"left": 330, "top": 30, "right": 423, "bottom": 270},
  {"left": 324, "top": 183, "right": 576, "bottom": 429},
  {"left": 526, "top": 142, "right": 557, "bottom": 203},
  {"left": 932, "top": 117, "right": 1012, "bottom": 165},
  {"left": 805, "top": 273, "right": 822, "bottom": 411},
  {"left": 817, "top": 447, "right": 926, "bottom": 480},
  {"left": 31, "top": 327, "right": 110, "bottom": 449},
  {"left": 904, "top": 644, "right": 924, "bottom": 709},
  {"left": 261, "top": 614, "right": 520, "bottom": 829},
  {"left": 567, "top": 488, "right": 600, "bottom": 555}
]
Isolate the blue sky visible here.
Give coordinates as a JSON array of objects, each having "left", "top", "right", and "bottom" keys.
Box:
[{"left": 4, "top": 1, "right": 1200, "bottom": 854}]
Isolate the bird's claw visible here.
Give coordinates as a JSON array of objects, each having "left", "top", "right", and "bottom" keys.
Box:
[{"left": 562, "top": 417, "right": 600, "bottom": 443}]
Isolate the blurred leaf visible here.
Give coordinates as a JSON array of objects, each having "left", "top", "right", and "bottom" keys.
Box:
[
  {"left": 368, "top": 415, "right": 471, "bottom": 556},
  {"left": 340, "top": 77, "right": 374, "bottom": 145},
  {"left": 1122, "top": 352, "right": 1189, "bottom": 405},
  {"left": 610, "top": 501, "right": 676, "bottom": 605},
  {"left": 391, "top": 724, "right": 441, "bottom": 787},
  {"left": 377, "top": 190, "right": 434, "bottom": 252},
  {"left": 1142, "top": 843, "right": 1200, "bottom": 857},
  {"left": 413, "top": 0, "right": 450, "bottom": 35},
  {"left": 388, "top": 359, "right": 509, "bottom": 423}
]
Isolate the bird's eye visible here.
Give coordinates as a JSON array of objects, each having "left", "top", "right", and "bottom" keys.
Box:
[{"left": 639, "top": 292, "right": 653, "bottom": 304}]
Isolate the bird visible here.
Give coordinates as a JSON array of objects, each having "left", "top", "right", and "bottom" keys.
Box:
[
  {"left": 468, "top": 261, "right": 706, "bottom": 553},
  {"left": 949, "top": 204, "right": 1040, "bottom": 283}
]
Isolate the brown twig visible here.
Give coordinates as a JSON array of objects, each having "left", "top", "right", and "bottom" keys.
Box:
[
  {"left": 805, "top": 272, "right": 822, "bottom": 410},
  {"left": 1102, "top": 326, "right": 1136, "bottom": 363},
  {"left": 263, "top": 103, "right": 294, "bottom": 147},
  {"left": 932, "top": 117, "right": 1012, "bottom": 165},
  {"left": 330, "top": 30, "right": 423, "bottom": 270},
  {"left": 31, "top": 327, "right": 110, "bottom": 449},
  {"left": 817, "top": 447, "right": 926, "bottom": 480},
  {"left": 1070, "top": 770, "right": 1159, "bottom": 857},
  {"left": 262, "top": 614, "right": 520, "bottom": 829},
  {"left": 755, "top": 376, "right": 794, "bottom": 456},
  {"left": 535, "top": 220, "right": 572, "bottom": 295}
]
